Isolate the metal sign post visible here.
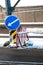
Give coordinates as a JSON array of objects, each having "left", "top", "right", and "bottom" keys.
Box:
[
  {"left": 5, "top": 0, "right": 20, "bottom": 47},
  {"left": 5, "top": 0, "right": 12, "bottom": 15}
]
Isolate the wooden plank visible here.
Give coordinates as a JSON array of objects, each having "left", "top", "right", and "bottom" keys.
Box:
[{"left": 35, "top": 11, "right": 43, "bottom": 22}]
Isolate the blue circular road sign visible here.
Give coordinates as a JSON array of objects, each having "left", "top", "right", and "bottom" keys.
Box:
[{"left": 5, "top": 15, "right": 20, "bottom": 30}]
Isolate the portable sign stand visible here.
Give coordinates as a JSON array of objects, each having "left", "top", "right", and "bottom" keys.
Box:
[{"left": 5, "top": 0, "right": 20, "bottom": 47}]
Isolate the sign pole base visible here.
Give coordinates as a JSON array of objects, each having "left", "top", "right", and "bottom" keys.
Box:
[{"left": 9, "top": 30, "right": 17, "bottom": 48}]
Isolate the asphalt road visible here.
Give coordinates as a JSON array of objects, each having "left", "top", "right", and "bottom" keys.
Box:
[{"left": 0, "top": 48, "right": 43, "bottom": 62}]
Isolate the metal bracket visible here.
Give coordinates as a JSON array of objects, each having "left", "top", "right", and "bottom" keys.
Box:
[
  {"left": 11, "top": 0, "right": 20, "bottom": 12},
  {"left": 5, "top": 0, "right": 20, "bottom": 15}
]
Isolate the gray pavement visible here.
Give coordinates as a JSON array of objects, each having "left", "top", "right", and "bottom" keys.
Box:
[{"left": 0, "top": 48, "right": 43, "bottom": 62}]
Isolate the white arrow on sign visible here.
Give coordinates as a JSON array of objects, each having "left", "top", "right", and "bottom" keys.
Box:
[{"left": 8, "top": 19, "right": 19, "bottom": 26}]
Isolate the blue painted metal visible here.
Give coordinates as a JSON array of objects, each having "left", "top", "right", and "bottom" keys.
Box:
[{"left": 5, "top": 15, "right": 20, "bottom": 30}]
